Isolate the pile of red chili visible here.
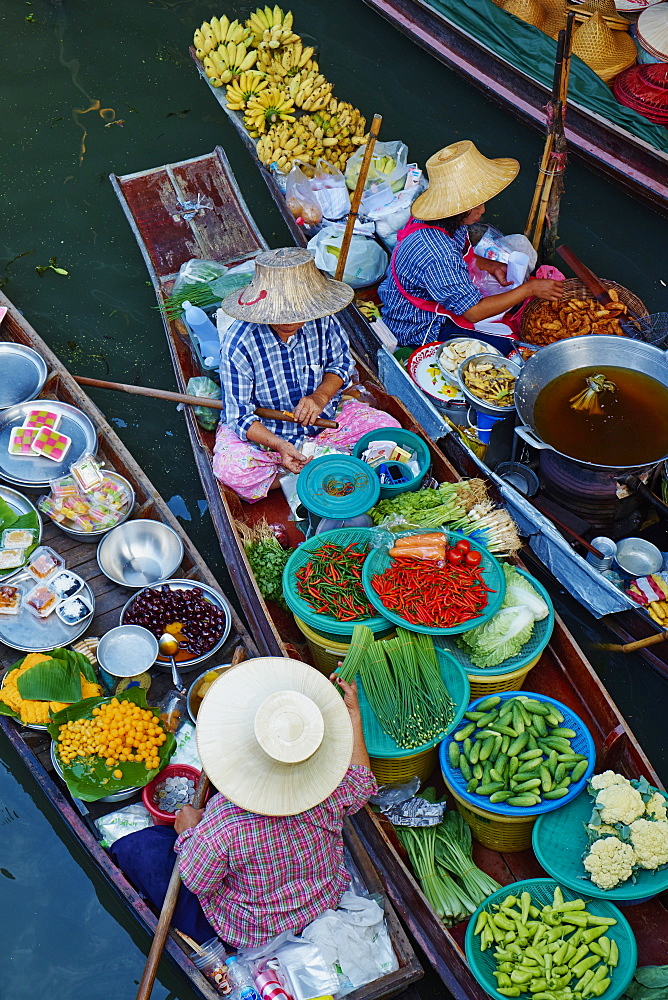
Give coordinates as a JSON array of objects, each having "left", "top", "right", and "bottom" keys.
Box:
[
  {"left": 371, "top": 539, "right": 492, "bottom": 628},
  {"left": 295, "top": 542, "right": 374, "bottom": 621}
]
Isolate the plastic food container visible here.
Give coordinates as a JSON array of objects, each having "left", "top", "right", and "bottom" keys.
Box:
[{"left": 26, "top": 545, "right": 64, "bottom": 581}]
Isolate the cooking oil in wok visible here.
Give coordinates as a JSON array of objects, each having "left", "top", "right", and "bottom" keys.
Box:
[{"left": 534, "top": 366, "right": 668, "bottom": 466}]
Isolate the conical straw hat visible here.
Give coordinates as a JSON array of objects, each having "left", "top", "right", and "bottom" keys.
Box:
[
  {"left": 504, "top": 0, "right": 546, "bottom": 29},
  {"left": 221, "top": 247, "right": 354, "bottom": 325},
  {"left": 196, "top": 657, "right": 353, "bottom": 816},
  {"left": 411, "top": 140, "right": 520, "bottom": 220},
  {"left": 572, "top": 12, "right": 637, "bottom": 81},
  {"left": 637, "top": 2, "right": 668, "bottom": 59},
  {"left": 572, "top": 0, "right": 629, "bottom": 29},
  {"left": 541, "top": 0, "right": 569, "bottom": 39}
]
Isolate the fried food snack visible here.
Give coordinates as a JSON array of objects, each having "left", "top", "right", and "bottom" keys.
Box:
[{"left": 523, "top": 292, "right": 629, "bottom": 346}]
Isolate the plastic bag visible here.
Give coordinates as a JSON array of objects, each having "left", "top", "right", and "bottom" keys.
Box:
[
  {"left": 381, "top": 796, "right": 445, "bottom": 827},
  {"left": 96, "top": 802, "right": 153, "bottom": 847},
  {"left": 157, "top": 689, "right": 187, "bottom": 735},
  {"left": 307, "top": 226, "right": 388, "bottom": 289},
  {"left": 370, "top": 777, "right": 421, "bottom": 807},
  {"left": 345, "top": 140, "right": 409, "bottom": 195},
  {"left": 286, "top": 164, "right": 322, "bottom": 226},
  {"left": 237, "top": 932, "right": 338, "bottom": 1000},
  {"left": 186, "top": 376, "right": 222, "bottom": 431},
  {"left": 173, "top": 259, "right": 230, "bottom": 294},
  {"left": 311, "top": 159, "right": 350, "bottom": 221},
  {"left": 363, "top": 175, "right": 428, "bottom": 247}
]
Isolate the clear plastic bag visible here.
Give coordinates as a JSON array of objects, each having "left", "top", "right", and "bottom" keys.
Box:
[
  {"left": 286, "top": 164, "right": 322, "bottom": 226},
  {"left": 307, "top": 227, "right": 388, "bottom": 289},
  {"left": 186, "top": 376, "right": 221, "bottom": 431},
  {"left": 345, "top": 140, "right": 409, "bottom": 195},
  {"left": 311, "top": 159, "right": 350, "bottom": 221},
  {"left": 173, "top": 259, "right": 230, "bottom": 294}
]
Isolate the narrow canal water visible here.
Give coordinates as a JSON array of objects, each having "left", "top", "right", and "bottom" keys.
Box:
[{"left": 1, "top": 0, "right": 667, "bottom": 996}]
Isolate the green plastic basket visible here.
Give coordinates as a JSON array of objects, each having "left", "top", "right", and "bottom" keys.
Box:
[
  {"left": 282, "top": 527, "right": 392, "bottom": 640},
  {"left": 533, "top": 786, "right": 668, "bottom": 902},
  {"left": 361, "top": 530, "right": 506, "bottom": 636},
  {"left": 352, "top": 428, "right": 431, "bottom": 498},
  {"left": 465, "top": 878, "right": 637, "bottom": 1000},
  {"left": 356, "top": 646, "right": 470, "bottom": 758},
  {"left": 436, "top": 569, "right": 555, "bottom": 676}
]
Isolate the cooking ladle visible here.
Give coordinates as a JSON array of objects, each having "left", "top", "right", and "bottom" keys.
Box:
[{"left": 158, "top": 633, "right": 186, "bottom": 695}]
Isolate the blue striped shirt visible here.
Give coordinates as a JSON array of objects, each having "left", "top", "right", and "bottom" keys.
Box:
[
  {"left": 378, "top": 225, "right": 481, "bottom": 346},
  {"left": 219, "top": 316, "right": 354, "bottom": 445}
]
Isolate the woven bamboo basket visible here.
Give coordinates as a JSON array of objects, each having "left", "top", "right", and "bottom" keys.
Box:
[
  {"left": 504, "top": 0, "right": 547, "bottom": 28},
  {"left": 520, "top": 277, "right": 648, "bottom": 346},
  {"left": 572, "top": 12, "right": 637, "bottom": 81}
]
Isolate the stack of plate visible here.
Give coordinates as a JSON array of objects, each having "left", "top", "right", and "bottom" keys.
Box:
[
  {"left": 637, "top": 2, "right": 668, "bottom": 59},
  {"left": 613, "top": 62, "right": 668, "bottom": 121}
]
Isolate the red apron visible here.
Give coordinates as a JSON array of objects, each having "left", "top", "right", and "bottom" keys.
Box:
[{"left": 389, "top": 219, "right": 478, "bottom": 331}]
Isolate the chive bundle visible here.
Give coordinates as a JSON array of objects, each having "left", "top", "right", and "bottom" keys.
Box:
[{"left": 339, "top": 626, "right": 455, "bottom": 750}]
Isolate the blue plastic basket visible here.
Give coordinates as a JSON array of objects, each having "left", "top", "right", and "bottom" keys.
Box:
[
  {"left": 361, "top": 529, "right": 506, "bottom": 636},
  {"left": 436, "top": 569, "right": 555, "bottom": 676},
  {"left": 352, "top": 428, "right": 431, "bottom": 499},
  {"left": 296, "top": 455, "right": 380, "bottom": 519},
  {"left": 440, "top": 690, "right": 596, "bottom": 818}
]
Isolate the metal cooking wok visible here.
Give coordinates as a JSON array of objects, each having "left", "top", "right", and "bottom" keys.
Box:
[{"left": 514, "top": 336, "right": 668, "bottom": 475}]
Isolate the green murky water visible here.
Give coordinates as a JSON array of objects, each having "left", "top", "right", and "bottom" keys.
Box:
[{"left": 1, "top": 0, "right": 667, "bottom": 996}]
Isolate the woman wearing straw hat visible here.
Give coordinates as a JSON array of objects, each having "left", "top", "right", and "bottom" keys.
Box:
[
  {"left": 111, "top": 661, "right": 377, "bottom": 948},
  {"left": 213, "top": 247, "right": 400, "bottom": 502},
  {"left": 378, "top": 140, "right": 564, "bottom": 347}
]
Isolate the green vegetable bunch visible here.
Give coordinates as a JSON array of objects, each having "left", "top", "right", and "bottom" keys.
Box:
[
  {"left": 370, "top": 479, "right": 488, "bottom": 528},
  {"left": 246, "top": 536, "right": 293, "bottom": 610}
]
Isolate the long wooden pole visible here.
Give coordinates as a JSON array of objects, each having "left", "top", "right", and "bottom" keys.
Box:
[
  {"left": 135, "top": 645, "right": 246, "bottom": 1000},
  {"left": 595, "top": 632, "right": 668, "bottom": 653},
  {"left": 524, "top": 30, "right": 565, "bottom": 242},
  {"left": 540, "top": 12, "right": 575, "bottom": 262},
  {"left": 334, "top": 114, "right": 382, "bottom": 282},
  {"left": 72, "top": 376, "right": 338, "bottom": 428}
]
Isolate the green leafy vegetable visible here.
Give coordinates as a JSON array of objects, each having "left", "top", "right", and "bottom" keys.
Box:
[
  {"left": 456, "top": 605, "right": 535, "bottom": 668},
  {"left": 502, "top": 564, "right": 549, "bottom": 620},
  {"left": 635, "top": 969, "right": 668, "bottom": 990},
  {"left": 246, "top": 537, "right": 293, "bottom": 609},
  {"left": 47, "top": 688, "right": 176, "bottom": 802},
  {"left": 395, "top": 824, "right": 476, "bottom": 926}
]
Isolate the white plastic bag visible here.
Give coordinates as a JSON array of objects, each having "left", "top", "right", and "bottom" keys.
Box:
[
  {"left": 308, "top": 226, "right": 388, "bottom": 289},
  {"left": 172, "top": 259, "right": 229, "bottom": 293},
  {"left": 311, "top": 159, "right": 350, "bottom": 221},
  {"left": 345, "top": 140, "right": 409, "bottom": 195},
  {"left": 237, "top": 932, "right": 338, "bottom": 1000},
  {"left": 362, "top": 176, "right": 427, "bottom": 247},
  {"left": 286, "top": 163, "right": 322, "bottom": 226}
]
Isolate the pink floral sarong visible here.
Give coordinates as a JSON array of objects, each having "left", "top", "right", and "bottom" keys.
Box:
[{"left": 212, "top": 399, "right": 402, "bottom": 502}]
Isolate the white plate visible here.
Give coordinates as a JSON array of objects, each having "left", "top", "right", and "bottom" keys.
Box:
[
  {"left": 407, "top": 342, "right": 465, "bottom": 406},
  {"left": 436, "top": 338, "right": 501, "bottom": 385}
]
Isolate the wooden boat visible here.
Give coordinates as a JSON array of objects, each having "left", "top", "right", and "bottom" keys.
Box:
[
  {"left": 0, "top": 291, "right": 423, "bottom": 1000},
  {"left": 111, "top": 148, "right": 668, "bottom": 999}
]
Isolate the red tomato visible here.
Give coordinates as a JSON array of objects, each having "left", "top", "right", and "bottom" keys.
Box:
[
  {"left": 465, "top": 550, "right": 482, "bottom": 567},
  {"left": 454, "top": 539, "right": 471, "bottom": 553},
  {"left": 447, "top": 549, "right": 464, "bottom": 565}
]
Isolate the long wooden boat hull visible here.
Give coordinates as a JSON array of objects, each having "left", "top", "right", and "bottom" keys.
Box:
[
  {"left": 112, "top": 148, "right": 668, "bottom": 999},
  {"left": 0, "top": 291, "right": 422, "bottom": 1000}
]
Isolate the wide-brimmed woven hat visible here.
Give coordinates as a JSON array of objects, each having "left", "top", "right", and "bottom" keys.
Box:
[
  {"left": 613, "top": 62, "right": 668, "bottom": 123},
  {"left": 637, "top": 2, "right": 668, "bottom": 59},
  {"left": 196, "top": 657, "right": 353, "bottom": 816},
  {"left": 540, "top": 0, "right": 569, "bottom": 39},
  {"left": 504, "top": 0, "right": 546, "bottom": 30},
  {"left": 411, "top": 141, "right": 520, "bottom": 220},
  {"left": 572, "top": 0, "right": 629, "bottom": 29},
  {"left": 221, "top": 247, "right": 354, "bottom": 325},
  {"left": 572, "top": 11, "right": 637, "bottom": 81}
]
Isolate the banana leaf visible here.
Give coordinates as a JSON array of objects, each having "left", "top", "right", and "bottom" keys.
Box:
[
  {"left": 0, "top": 702, "right": 19, "bottom": 719},
  {"left": 16, "top": 648, "right": 97, "bottom": 702},
  {"left": 47, "top": 688, "right": 176, "bottom": 801},
  {"left": 0, "top": 502, "right": 40, "bottom": 577}
]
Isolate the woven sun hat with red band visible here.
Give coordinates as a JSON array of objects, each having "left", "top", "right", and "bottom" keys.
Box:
[
  {"left": 411, "top": 140, "right": 519, "bottom": 221},
  {"left": 221, "top": 247, "right": 354, "bottom": 325},
  {"left": 613, "top": 63, "right": 668, "bottom": 122},
  {"left": 195, "top": 657, "right": 354, "bottom": 816}
]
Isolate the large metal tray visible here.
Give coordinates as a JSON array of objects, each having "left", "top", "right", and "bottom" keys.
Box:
[
  {"left": 0, "top": 578, "right": 95, "bottom": 653},
  {"left": 0, "top": 400, "right": 97, "bottom": 487},
  {"left": 0, "top": 343, "right": 48, "bottom": 410}
]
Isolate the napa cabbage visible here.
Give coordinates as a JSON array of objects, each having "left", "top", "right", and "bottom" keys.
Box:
[
  {"left": 502, "top": 564, "right": 549, "bottom": 620},
  {"left": 456, "top": 605, "right": 536, "bottom": 668}
]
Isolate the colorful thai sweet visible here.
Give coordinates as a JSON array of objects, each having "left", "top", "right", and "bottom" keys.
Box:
[
  {"left": 0, "top": 585, "right": 21, "bottom": 615},
  {"left": 23, "top": 408, "right": 61, "bottom": 431},
  {"left": 8, "top": 426, "right": 38, "bottom": 456},
  {"left": 1, "top": 527, "right": 38, "bottom": 549},
  {"left": 0, "top": 549, "right": 26, "bottom": 570},
  {"left": 70, "top": 454, "right": 104, "bottom": 492},
  {"left": 26, "top": 546, "right": 64, "bottom": 581},
  {"left": 24, "top": 584, "right": 58, "bottom": 618},
  {"left": 49, "top": 571, "right": 84, "bottom": 600},
  {"left": 31, "top": 427, "right": 72, "bottom": 462},
  {"left": 56, "top": 595, "right": 92, "bottom": 625}
]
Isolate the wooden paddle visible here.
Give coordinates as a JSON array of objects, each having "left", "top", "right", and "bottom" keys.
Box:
[
  {"left": 334, "top": 113, "right": 382, "bottom": 282},
  {"left": 73, "top": 375, "right": 339, "bottom": 429},
  {"left": 596, "top": 632, "right": 668, "bottom": 653},
  {"left": 135, "top": 644, "right": 246, "bottom": 1000}
]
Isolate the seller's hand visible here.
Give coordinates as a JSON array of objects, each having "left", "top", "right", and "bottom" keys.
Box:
[
  {"left": 330, "top": 673, "right": 361, "bottom": 719},
  {"left": 175, "top": 804, "right": 204, "bottom": 835},
  {"left": 527, "top": 278, "right": 565, "bottom": 301},
  {"left": 486, "top": 260, "right": 511, "bottom": 286},
  {"left": 293, "top": 392, "right": 327, "bottom": 427},
  {"left": 276, "top": 439, "right": 310, "bottom": 475}
]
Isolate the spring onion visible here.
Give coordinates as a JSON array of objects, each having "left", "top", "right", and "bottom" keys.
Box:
[
  {"left": 370, "top": 480, "right": 489, "bottom": 527},
  {"left": 434, "top": 810, "right": 501, "bottom": 907},
  {"left": 396, "top": 825, "right": 476, "bottom": 926}
]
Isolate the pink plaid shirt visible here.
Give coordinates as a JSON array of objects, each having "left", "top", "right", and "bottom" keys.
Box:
[{"left": 175, "top": 765, "right": 377, "bottom": 947}]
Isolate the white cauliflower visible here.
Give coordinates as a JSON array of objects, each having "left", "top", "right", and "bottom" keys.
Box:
[
  {"left": 596, "top": 783, "right": 646, "bottom": 826},
  {"left": 629, "top": 819, "right": 668, "bottom": 870},
  {"left": 583, "top": 837, "right": 636, "bottom": 889},
  {"left": 645, "top": 792, "right": 668, "bottom": 823},
  {"left": 587, "top": 822, "right": 620, "bottom": 839},
  {"left": 590, "top": 771, "right": 631, "bottom": 791}
]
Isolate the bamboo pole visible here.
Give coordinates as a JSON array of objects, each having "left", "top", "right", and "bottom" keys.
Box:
[
  {"left": 334, "top": 114, "right": 382, "bottom": 282},
  {"left": 524, "top": 31, "right": 565, "bottom": 241},
  {"left": 72, "top": 376, "right": 338, "bottom": 428},
  {"left": 135, "top": 646, "right": 246, "bottom": 1000},
  {"left": 541, "top": 11, "right": 575, "bottom": 262},
  {"left": 595, "top": 632, "right": 668, "bottom": 653}
]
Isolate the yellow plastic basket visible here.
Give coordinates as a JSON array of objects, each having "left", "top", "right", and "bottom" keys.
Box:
[
  {"left": 445, "top": 781, "right": 537, "bottom": 852},
  {"left": 467, "top": 654, "right": 539, "bottom": 699},
  {"left": 295, "top": 616, "right": 351, "bottom": 676},
  {"left": 370, "top": 746, "right": 439, "bottom": 785}
]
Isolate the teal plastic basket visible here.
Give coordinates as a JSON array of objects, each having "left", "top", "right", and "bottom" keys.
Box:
[
  {"left": 282, "top": 527, "right": 392, "bottom": 640},
  {"left": 436, "top": 569, "right": 555, "bottom": 676},
  {"left": 356, "top": 646, "right": 470, "bottom": 758},
  {"left": 352, "top": 428, "right": 431, "bottom": 499},
  {"left": 296, "top": 455, "right": 380, "bottom": 519},
  {"left": 533, "top": 786, "right": 668, "bottom": 902},
  {"left": 361, "top": 530, "right": 506, "bottom": 636},
  {"left": 465, "top": 878, "right": 637, "bottom": 1000}
]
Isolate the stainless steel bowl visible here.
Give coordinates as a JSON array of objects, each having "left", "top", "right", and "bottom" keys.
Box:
[
  {"left": 614, "top": 537, "right": 662, "bottom": 576},
  {"left": 50, "top": 741, "right": 139, "bottom": 803},
  {"left": 48, "top": 471, "right": 135, "bottom": 542},
  {"left": 187, "top": 663, "right": 232, "bottom": 724},
  {"left": 456, "top": 353, "right": 521, "bottom": 418},
  {"left": 96, "top": 625, "right": 159, "bottom": 677},
  {"left": 436, "top": 338, "right": 500, "bottom": 386},
  {"left": 96, "top": 518, "right": 183, "bottom": 587}
]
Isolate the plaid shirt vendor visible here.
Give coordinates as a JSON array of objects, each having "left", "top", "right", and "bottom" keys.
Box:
[
  {"left": 212, "top": 247, "right": 400, "bottom": 502},
  {"left": 111, "top": 659, "right": 377, "bottom": 947},
  {"left": 378, "top": 140, "right": 564, "bottom": 347}
]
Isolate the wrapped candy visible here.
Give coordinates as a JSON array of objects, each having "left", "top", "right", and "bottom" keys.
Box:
[
  {"left": 70, "top": 454, "right": 104, "bottom": 492},
  {"left": 27, "top": 546, "right": 64, "bottom": 581},
  {"left": 39, "top": 473, "right": 131, "bottom": 533},
  {"left": 24, "top": 584, "right": 58, "bottom": 619},
  {"left": 49, "top": 475, "right": 78, "bottom": 497}
]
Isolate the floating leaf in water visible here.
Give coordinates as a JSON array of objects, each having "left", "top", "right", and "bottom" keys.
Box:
[
  {"left": 36, "top": 256, "right": 69, "bottom": 277},
  {"left": 0, "top": 869, "right": 16, "bottom": 880}
]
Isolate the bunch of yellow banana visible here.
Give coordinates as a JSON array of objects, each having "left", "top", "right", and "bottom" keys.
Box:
[
  {"left": 265, "top": 40, "right": 316, "bottom": 78},
  {"left": 244, "top": 87, "right": 296, "bottom": 135},
  {"left": 203, "top": 39, "right": 258, "bottom": 86},
  {"left": 194, "top": 17, "right": 250, "bottom": 60},
  {"left": 246, "top": 6, "right": 295, "bottom": 45},
  {"left": 287, "top": 71, "right": 333, "bottom": 110},
  {"left": 225, "top": 71, "right": 269, "bottom": 110},
  {"left": 256, "top": 119, "right": 325, "bottom": 170}
]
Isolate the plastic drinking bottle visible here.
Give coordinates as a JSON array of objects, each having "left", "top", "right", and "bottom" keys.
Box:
[
  {"left": 226, "top": 956, "right": 263, "bottom": 1000},
  {"left": 182, "top": 300, "right": 220, "bottom": 365}
]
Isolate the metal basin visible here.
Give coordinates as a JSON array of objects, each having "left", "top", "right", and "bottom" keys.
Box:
[
  {"left": 456, "top": 353, "right": 521, "bottom": 418},
  {"left": 97, "top": 518, "right": 184, "bottom": 587},
  {"left": 515, "top": 336, "right": 668, "bottom": 474}
]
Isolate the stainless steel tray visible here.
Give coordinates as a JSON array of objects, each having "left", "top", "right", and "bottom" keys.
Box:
[
  {"left": 0, "top": 343, "right": 48, "bottom": 410},
  {"left": 0, "top": 400, "right": 97, "bottom": 487},
  {"left": 0, "top": 578, "right": 95, "bottom": 652}
]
